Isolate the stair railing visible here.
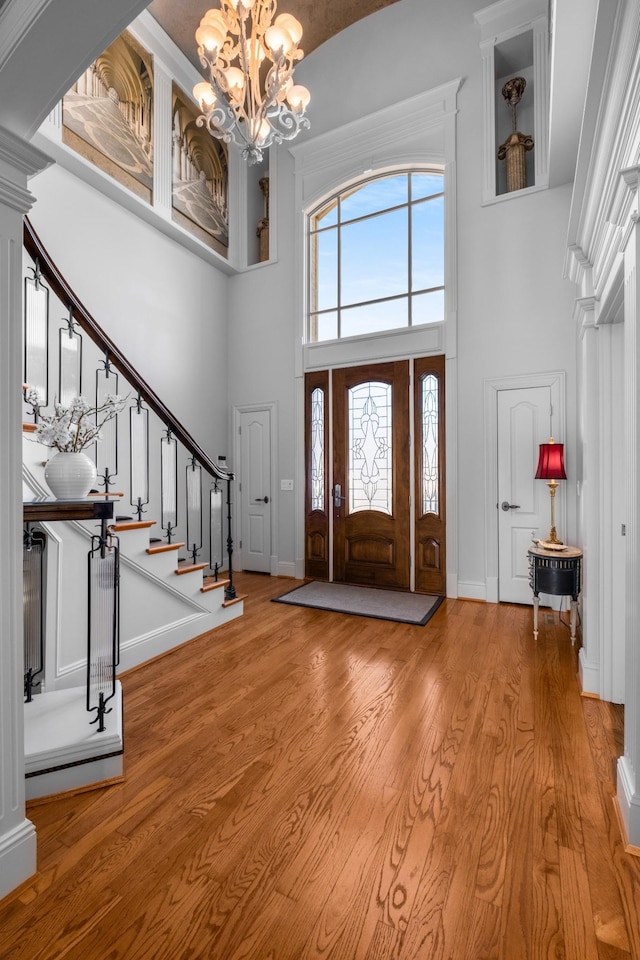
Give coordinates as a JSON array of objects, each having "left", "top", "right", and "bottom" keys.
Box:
[
  {"left": 22, "top": 217, "right": 237, "bottom": 725},
  {"left": 23, "top": 216, "right": 236, "bottom": 603}
]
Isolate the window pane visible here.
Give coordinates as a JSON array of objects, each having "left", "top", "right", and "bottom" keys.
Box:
[
  {"left": 412, "top": 195, "right": 444, "bottom": 290},
  {"left": 421, "top": 374, "right": 439, "bottom": 516},
  {"left": 412, "top": 172, "right": 444, "bottom": 201},
  {"left": 342, "top": 207, "right": 407, "bottom": 306},
  {"left": 412, "top": 289, "right": 444, "bottom": 326},
  {"left": 348, "top": 381, "right": 392, "bottom": 515},
  {"left": 341, "top": 174, "right": 407, "bottom": 222},
  {"left": 310, "top": 387, "right": 325, "bottom": 511},
  {"left": 311, "top": 228, "right": 338, "bottom": 312},
  {"left": 311, "top": 311, "right": 338, "bottom": 342},
  {"left": 341, "top": 298, "right": 408, "bottom": 338}
]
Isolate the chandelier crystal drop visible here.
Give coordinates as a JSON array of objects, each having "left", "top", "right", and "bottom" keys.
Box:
[{"left": 193, "top": 0, "right": 311, "bottom": 164}]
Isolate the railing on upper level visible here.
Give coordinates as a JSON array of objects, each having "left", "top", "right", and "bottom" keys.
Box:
[{"left": 22, "top": 217, "right": 237, "bottom": 722}]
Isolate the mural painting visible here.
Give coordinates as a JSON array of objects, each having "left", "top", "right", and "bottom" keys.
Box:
[
  {"left": 62, "top": 32, "right": 154, "bottom": 202},
  {"left": 172, "top": 84, "right": 229, "bottom": 257}
]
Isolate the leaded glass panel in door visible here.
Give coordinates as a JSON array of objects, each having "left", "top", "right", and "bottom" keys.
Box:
[{"left": 348, "top": 380, "right": 392, "bottom": 515}]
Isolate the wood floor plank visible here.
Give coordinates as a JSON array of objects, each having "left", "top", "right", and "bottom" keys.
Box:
[{"left": 0, "top": 576, "right": 636, "bottom": 960}]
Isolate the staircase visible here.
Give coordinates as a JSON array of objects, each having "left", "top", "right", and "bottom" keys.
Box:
[{"left": 21, "top": 218, "right": 244, "bottom": 800}]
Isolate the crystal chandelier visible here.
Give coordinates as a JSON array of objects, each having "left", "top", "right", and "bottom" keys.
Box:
[{"left": 193, "top": 0, "right": 311, "bottom": 164}]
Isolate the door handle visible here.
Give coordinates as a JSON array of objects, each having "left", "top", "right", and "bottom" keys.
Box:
[
  {"left": 501, "top": 501, "right": 520, "bottom": 511},
  {"left": 253, "top": 496, "right": 269, "bottom": 503},
  {"left": 333, "top": 484, "right": 346, "bottom": 507}
]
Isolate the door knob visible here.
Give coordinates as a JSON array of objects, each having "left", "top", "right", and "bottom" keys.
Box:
[
  {"left": 253, "top": 496, "right": 269, "bottom": 503},
  {"left": 501, "top": 501, "right": 520, "bottom": 511}
]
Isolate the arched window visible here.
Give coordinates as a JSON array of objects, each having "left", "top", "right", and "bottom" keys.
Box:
[{"left": 308, "top": 170, "right": 444, "bottom": 342}]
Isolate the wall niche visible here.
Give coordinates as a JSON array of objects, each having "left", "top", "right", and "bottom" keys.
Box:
[{"left": 475, "top": 0, "right": 549, "bottom": 204}]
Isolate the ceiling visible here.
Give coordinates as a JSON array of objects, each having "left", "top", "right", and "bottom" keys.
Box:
[{"left": 148, "top": 0, "right": 402, "bottom": 72}]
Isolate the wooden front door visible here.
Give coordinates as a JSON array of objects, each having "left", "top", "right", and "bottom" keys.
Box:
[{"left": 332, "top": 361, "right": 411, "bottom": 589}]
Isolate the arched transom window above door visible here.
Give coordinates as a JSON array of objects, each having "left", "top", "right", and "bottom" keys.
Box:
[{"left": 307, "top": 170, "right": 444, "bottom": 343}]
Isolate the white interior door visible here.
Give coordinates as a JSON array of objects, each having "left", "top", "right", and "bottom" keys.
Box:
[
  {"left": 498, "top": 386, "right": 554, "bottom": 603},
  {"left": 239, "top": 408, "right": 272, "bottom": 573}
]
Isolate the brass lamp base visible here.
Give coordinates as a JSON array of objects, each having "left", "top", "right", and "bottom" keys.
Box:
[
  {"left": 543, "top": 480, "right": 564, "bottom": 548},
  {"left": 538, "top": 539, "right": 567, "bottom": 552}
]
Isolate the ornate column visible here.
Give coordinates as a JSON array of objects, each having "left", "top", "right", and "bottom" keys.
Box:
[
  {"left": 0, "top": 125, "right": 52, "bottom": 899},
  {"left": 618, "top": 166, "right": 640, "bottom": 847}
]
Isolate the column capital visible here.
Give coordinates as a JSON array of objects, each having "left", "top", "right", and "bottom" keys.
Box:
[{"left": 0, "top": 125, "right": 51, "bottom": 179}]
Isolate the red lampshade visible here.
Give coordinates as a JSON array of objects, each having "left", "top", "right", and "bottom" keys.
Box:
[{"left": 535, "top": 441, "right": 566, "bottom": 480}]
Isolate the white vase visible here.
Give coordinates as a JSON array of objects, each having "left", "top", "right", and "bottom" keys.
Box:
[{"left": 44, "top": 451, "right": 97, "bottom": 500}]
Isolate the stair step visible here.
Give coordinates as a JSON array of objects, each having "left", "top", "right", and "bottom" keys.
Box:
[
  {"left": 201, "top": 578, "right": 230, "bottom": 593},
  {"left": 222, "top": 593, "right": 247, "bottom": 608},
  {"left": 146, "top": 542, "right": 185, "bottom": 555},
  {"left": 111, "top": 520, "right": 157, "bottom": 532},
  {"left": 176, "top": 562, "right": 207, "bottom": 576},
  {"left": 22, "top": 422, "right": 37, "bottom": 433}
]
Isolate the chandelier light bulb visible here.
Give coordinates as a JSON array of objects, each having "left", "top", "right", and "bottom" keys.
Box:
[
  {"left": 196, "top": 23, "right": 225, "bottom": 54},
  {"left": 274, "top": 13, "right": 303, "bottom": 46},
  {"left": 202, "top": 9, "right": 228, "bottom": 32},
  {"left": 287, "top": 84, "right": 311, "bottom": 112},
  {"left": 229, "top": 0, "right": 257, "bottom": 14},
  {"left": 265, "top": 24, "right": 293, "bottom": 57},
  {"left": 193, "top": 81, "right": 217, "bottom": 107},
  {"left": 224, "top": 66, "right": 246, "bottom": 100}
]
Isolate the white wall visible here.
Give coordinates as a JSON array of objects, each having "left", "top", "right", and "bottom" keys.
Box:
[
  {"left": 227, "top": 0, "right": 578, "bottom": 592},
  {"left": 27, "top": 163, "right": 229, "bottom": 457}
]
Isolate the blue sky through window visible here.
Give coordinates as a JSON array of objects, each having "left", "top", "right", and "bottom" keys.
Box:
[{"left": 309, "top": 171, "right": 444, "bottom": 341}]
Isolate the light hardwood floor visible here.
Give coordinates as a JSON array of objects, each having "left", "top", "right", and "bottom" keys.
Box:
[{"left": 1, "top": 573, "right": 639, "bottom": 959}]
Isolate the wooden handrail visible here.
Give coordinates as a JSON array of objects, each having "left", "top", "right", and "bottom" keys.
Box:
[{"left": 23, "top": 217, "right": 232, "bottom": 482}]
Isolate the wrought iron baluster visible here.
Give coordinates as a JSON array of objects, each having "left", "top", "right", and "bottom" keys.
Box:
[
  {"left": 23, "top": 259, "right": 49, "bottom": 412},
  {"left": 161, "top": 427, "right": 178, "bottom": 542},
  {"left": 186, "top": 456, "right": 202, "bottom": 565},
  {"left": 58, "top": 307, "right": 83, "bottom": 406},
  {"left": 87, "top": 529, "right": 119, "bottom": 732},
  {"left": 23, "top": 526, "right": 46, "bottom": 703},
  {"left": 129, "top": 392, "right": 150, "bottom": 520},
  {"left": 209, "top": 482, "right": 224, "bottom": 580},
  {"left": 95, "top": 355, "right": 119, "bottom": 492}
]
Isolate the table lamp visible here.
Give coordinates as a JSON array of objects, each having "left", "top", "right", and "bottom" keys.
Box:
[{"left": 535, "top": 437, "right": 566, "bottom": 548}]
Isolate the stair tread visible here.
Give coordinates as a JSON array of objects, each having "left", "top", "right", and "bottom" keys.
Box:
[
  {"left": 201, "top": 578, "right": 230, "bottom": 593},
  {"left": 111, "top": 520, "right": 157, "bottom": 532},
  {"left": 176, "top": 562, "right": 207, "bottom": 575},
  {"left": 22, "top": 422, "right": 37, "bottom": 433},
  {"left": 146, "top": 542, "right": 185, "bottom": 555},
  {"left": 222, "top": 593, "right": 247, "bottom": 608}
]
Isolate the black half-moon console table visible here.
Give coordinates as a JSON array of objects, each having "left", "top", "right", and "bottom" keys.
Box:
[{"left": 528, "top": 543, "right": 582, "bottom": 644}]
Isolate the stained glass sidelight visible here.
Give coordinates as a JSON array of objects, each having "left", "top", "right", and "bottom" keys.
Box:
[
  {"left": 421, "top": 374, "right": 439, "bottom": 515},
  {"left": 311, "top": 387, "right": 325, "bottom": 511},
  {"left": 348, "top": 381, "right": 392, "bottom": 515}
]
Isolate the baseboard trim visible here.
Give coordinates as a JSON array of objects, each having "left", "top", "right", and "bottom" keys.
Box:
[
  {"left": 578, "top": 647, "right": 601, "bottom": 698},
  {"left": 0, "top": 819, "right": 37, "bottom": 903},
  {"left": 457, "top": 580, "right": 486, "bottom": 602}
]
